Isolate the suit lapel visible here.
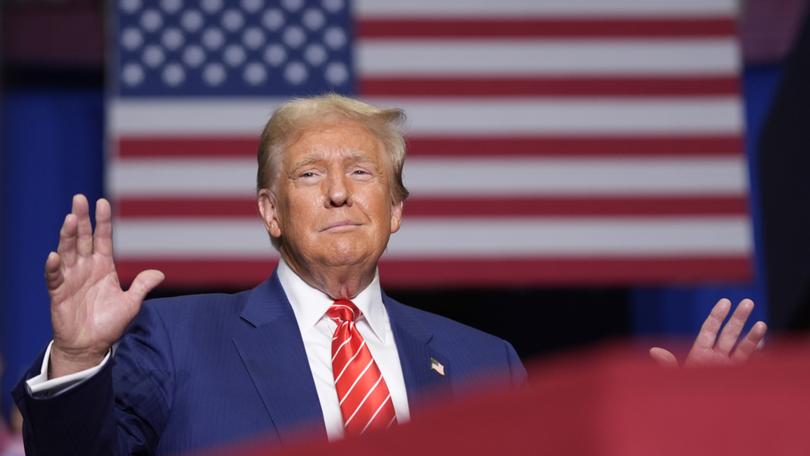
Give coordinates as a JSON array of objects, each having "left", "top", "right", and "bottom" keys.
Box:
[
  {"left": 383, "top": 294, "right": 452, "bottom": 417},
  {"left": 232, "top": 272, "right": 327, "bottom": 444}
]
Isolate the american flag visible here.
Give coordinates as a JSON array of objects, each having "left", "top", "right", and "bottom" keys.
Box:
[{"left": 108, "top": 0, "right": 751, "bottom": 288}]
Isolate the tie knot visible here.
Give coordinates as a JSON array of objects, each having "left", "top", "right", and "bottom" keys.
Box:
[{"left": 327, "top": 299, "right": 360, "bottom": 323}]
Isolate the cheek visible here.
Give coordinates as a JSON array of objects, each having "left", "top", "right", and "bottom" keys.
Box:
[
  {"left": 357, "top": 184, "right": 391, "bottom": 214},
  {"left": 281, "top": 188, "right": 323, "bottom": 224}
]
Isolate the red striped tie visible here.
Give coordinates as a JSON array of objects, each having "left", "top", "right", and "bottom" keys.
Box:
[{"left": 328, "top": 299, "right": 397, "bottom": 435}]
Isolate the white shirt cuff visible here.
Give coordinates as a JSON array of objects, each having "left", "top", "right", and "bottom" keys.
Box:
[{"left": 26, "top": 341, "right": 111, "bottom": 396}]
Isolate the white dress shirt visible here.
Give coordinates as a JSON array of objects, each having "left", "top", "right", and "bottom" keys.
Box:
[
  {"left": 277, "top": 259, "right": 410, "bottom": 439},
  {"left": 26, "top": 259, "right": 410, "bottom": 440}
]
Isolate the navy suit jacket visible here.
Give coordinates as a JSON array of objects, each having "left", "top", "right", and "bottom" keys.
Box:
[{"left": 14, "top": 271, "right": 526, "bottom": 455}]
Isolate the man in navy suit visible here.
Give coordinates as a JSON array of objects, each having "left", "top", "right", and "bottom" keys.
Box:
[{"left": 13, "top": 95, "right": 766, "bottom": 455}]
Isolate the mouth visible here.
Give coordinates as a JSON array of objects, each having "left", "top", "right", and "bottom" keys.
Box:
[{"left": 321, "top": 220, "right": 362, "bottom": 232}]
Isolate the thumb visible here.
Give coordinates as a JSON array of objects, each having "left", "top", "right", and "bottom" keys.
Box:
[
  {"left": 127, "top": 269, "right": 166, "bottom": 304},
  {"left": 649, "top": 347, "right": 679, "bottom": 368}
]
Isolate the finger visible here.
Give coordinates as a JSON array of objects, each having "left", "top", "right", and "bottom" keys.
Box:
[
  {"left": 57, "top": 213, "right": 78, "bottom": 266},
  {"left": 649, "top": 347, "right": 679, "bottom": 368},
  {"left": 74, "top": 194, "right": 94, "bottom": 257},
  {"left": 44, "top": 251, "right": 65, "bottom": 291},
  {"left": 715, "top": 298, "right": 754, "bottom": 355},
  {"left": 126, "top": 269, "right": 166, "bottom": 304},
  {"left": 731, "top": 321, "right": 768, "bottom": 363},
  {"left": 94, "top": 198, "right": 114, "bottom": 257},
  {"left": 691, "top": 298, "right": 731, "bottom": 352}
]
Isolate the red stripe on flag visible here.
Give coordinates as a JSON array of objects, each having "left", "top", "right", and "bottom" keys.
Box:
[
  {"left": 356, "top": 17, "right": 736, "bottom": 38},
  {"left": 117, "top": 136, "right": 742, "bottom": 158},
  {"left": 359, "top": 76, "right": 740, "bottom": 97},
  {"left": 115, "top": 196, "right": 748, "bottom": 218},
  {"left": 406, "top": 136, "right": 743, "bottom": 157},
  {"left": 118, "top": 259, "right": 277, "bottom": 288},
  {"left": 379, "top": 257, "right": 752, "bottom": 286},
  {"left": 118, "top": 198, "right": 259, "bottom": 217},
  {"left": 116, "top": 257, "right": 752, "bottom": 288},
  {"left": 403, "top": 197, "right": 748, "bottom": 217}
]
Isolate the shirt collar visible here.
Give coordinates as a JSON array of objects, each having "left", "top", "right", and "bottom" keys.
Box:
[{"left": 277, "top": 257, "right": 389, "bottom": 342}]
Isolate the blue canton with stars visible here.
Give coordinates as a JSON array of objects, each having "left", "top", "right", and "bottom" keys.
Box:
[{"left": 115, "top": 0, "right": 355, "bottom": 97}]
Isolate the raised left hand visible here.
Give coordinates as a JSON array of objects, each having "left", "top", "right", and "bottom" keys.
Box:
[{"left": 649, "top": 298, "right": 767, "bottom": 367}]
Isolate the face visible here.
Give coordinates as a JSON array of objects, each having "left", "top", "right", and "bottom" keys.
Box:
[{"left": 258, "top": 121, "right": 403, "bottom": 273}]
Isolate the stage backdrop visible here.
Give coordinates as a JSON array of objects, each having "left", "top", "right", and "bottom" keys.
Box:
[{"left": 108, "top": 0, "right": 752, "bottom": 288}]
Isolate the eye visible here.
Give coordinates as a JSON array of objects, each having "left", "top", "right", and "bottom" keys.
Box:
[
  {"left": 295, "top": 169, "right": 322, "bottom": 182},
  {"left": 351, "top": 168, "right": 373, "bottom": 178}
]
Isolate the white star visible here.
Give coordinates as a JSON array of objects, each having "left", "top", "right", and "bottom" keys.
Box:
[
  {"left": 283, "top": 26, "right": 306, "bottom": 48},
  {"left": 224, "top": 45, "right": 247, "bottom": 67},
  {"left": 121, "top": 28, "right": 144, "bottom": 50},
  {"left": 321, "top": 0, "right": 344, "bottom": 13},
  {"left": 222, "top": 9, "right": 245, "bottom": 32},
  {"left": 325, "top": 61, "right": 348, "bottom": 85},
  {"left": 262, "top": 9, "right": 285, "bottom": 31},
  {"left": 203, "top": 63, "right": 227, "bottom": 86},
  {"left": 142, "top": 45, "right": 165, "bottom": 68},
  {"left": 122, "top": 63, "right": 145, "bottom": 86},
  {"left": 302, "top": 8, "right": 326, "bottom": 30},
  {"left": 264, "top": 44, "right": 287, "bottom": 66},
  {"left": 244, "top": 62, "right": 268, "bottom": 85},
  {"left": 304, "top": 44, "right": 327, "bottom": 66},
  {"left": 323, "top": 26, "right": 346, "bottom": 49},
  {"left": 181, "top": 10, "right": 204, "bottom": 33},
  {"left": 140, "top": 9, "right": 163, "bottom": 32},
  {"left": 162, "top": 63, "right": 185, "bottom": 87},
  {"left": 284, "top": 61, "right": 308, "bottom": 84}
]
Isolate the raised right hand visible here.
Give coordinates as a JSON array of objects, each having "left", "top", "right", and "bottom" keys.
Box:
[{"left": 46, "top": 194, "right": 164, "bottom": 378}]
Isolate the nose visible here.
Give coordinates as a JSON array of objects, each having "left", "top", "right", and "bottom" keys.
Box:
[{"left": 325, "top": 172, "right": 350, "bottom": 207}]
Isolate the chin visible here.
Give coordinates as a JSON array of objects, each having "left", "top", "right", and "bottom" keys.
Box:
[{"left": 321, "top": 240, "right": 378, "bottom": 267}]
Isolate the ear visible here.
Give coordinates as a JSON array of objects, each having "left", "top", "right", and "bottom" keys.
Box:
[
  {"left": 390, "top": 199, "right": 404, "bottom": 234},
  {"left": 257, "top": 188, "right": 282, "bottom": 238}
]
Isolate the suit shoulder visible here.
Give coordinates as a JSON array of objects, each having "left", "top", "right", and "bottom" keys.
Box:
[
  {"left": 385, "top": 297, "right": 525, "bottom": 384},
  {"left": 142, "top": 289, "right": 251, "bottom": 322},
  {"left": 385, "top": 297, "right": 508, "bottom": 346}
]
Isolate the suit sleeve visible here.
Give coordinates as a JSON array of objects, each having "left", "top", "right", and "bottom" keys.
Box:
[{"left": 12, "top": 302, "right": 175, "bottom": 456}]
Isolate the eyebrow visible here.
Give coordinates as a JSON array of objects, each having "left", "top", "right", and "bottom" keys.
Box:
[{"left": 290, "top": 149, "right": 375, "bottom": 171}]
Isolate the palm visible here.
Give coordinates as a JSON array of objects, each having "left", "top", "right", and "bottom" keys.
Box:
[
  {"left": 46, "top": 195, "right": 164, "bottom": 374},
  {"left": 684, "top": 346, "right": 736, "bottom": 367},
  {"left": 650, "top": 298, "right": 768, "bottom": 368},
  {"left": 50, "top": 257, "right": 134, "bottom": 353}
]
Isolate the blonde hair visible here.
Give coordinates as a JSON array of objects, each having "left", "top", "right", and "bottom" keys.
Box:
[{"left": 256, "top": 94, "right": 409, "bottom": 203}]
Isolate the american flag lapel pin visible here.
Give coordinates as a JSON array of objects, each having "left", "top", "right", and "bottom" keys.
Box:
[{"left": 430, "top": 357, "right": 445, "bottom": 376}]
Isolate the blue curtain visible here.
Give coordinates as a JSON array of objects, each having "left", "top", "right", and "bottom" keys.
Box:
[
  {"left": 631, "top": 65, "right": 783, "bottom": 336},
  {"left": 1, "top": 90, "right": 105, "bottom": 412}
]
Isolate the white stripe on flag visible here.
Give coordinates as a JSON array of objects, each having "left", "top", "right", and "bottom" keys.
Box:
[
  {"left": 112, "top": 217, "right": 751, "bottom": 258},
  {"left": 355, "top": 0, "right": 736, "bottom": 17},
  {"left": 357, "top": 39, "right": 739, "bottom": 76},
  {"left": 109, "top": 99, "right": 284, "bottom": 136},
  {"left": 108, "top": 157, "right": 747, "bottom": 197},
  {"left": 110, "top": 98, "right": 743, "bottom": 135},
  {"left": 381, "top": 98, "right": 744, "bottom": 135}
]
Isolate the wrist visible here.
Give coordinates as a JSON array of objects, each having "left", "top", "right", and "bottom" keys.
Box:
[{"left": 49, "top": 344, "right": 108, "bottom": 379}]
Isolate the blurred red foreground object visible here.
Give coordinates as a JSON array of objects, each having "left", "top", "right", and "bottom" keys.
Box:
[{"left": 204, "top": 340, "right": 810, "bottom": 456}]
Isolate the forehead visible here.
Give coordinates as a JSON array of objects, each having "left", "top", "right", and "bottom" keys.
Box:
[{"left": 284, "top": 121, "right": 385, "bottom": 165}]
